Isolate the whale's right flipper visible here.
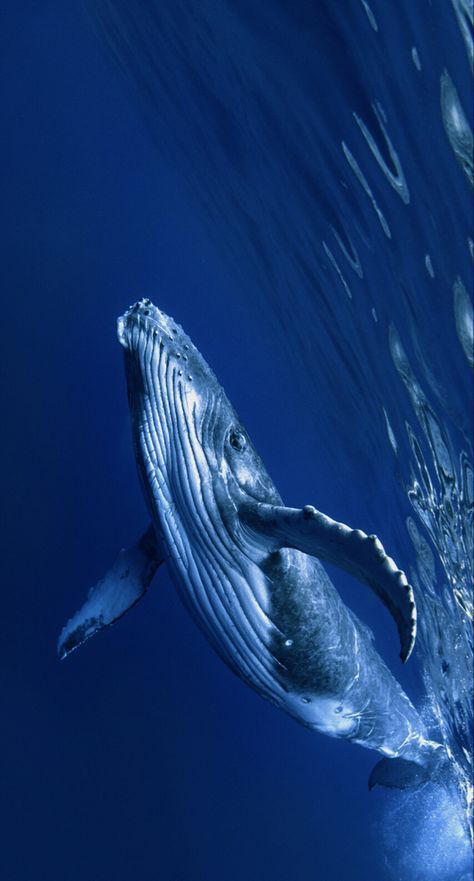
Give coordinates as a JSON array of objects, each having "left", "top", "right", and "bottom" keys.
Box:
[
  {"left": 240, "top": 502, "right": 416, "bottom": 662},
  {"left": 58, "top": 525, "right": 164, "bottom": 659}
]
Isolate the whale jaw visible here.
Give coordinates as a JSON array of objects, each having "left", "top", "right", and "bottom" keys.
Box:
[{"left": 117, "top": 314, "right": 127, "bottom": 348}]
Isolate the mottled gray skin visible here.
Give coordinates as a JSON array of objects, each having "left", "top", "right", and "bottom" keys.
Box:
[
  {"left": 117, "top": 299, "right": 434, "bottom": 766},
  {"left": 265, "top": 549, "right": 419, "bottom": 753}
]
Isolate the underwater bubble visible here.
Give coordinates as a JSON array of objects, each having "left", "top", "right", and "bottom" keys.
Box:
[
  {"left": 389, "top": 324, "right": 411, "bottom": 380},
  {"left": 451, "top": 0, "right": 474, "bottom": 71},
  {"left": 425, "top": 410, "right": 454, "bottom": 480},
  {"left": 284, "top": 639, "right": 294, "bottom": 647},
  {"left": 460, "top": 450, "right": 473, "bottom": 506},
  {"left": 382, "top": 785, "right": 473, "bottom": 881},
  {"left": 389, "top": 324, "right": 428, "bottom": 413},
  {"left": 412, "top": 46, "right": 422, "bottom": 70},
  {"left": 425, "top": 254, "right": 435, "bottom": 277},
  {"left": 353, "top": 102, "right": 410, "bottom": 204},
  {"left": 406, "top": 516, "right": 436, "bottom": 584},
  {"left": 342, "top": 141, "right": 392, "bottom": 238},
  {"left": 440, "top": 70, "right": 473, "bottom": 186},
  {"left": 453, "top": 277, "right": 474, "bottom": 368},
  {"left": 322, "top": 241, "right": 352, "bottom": 299},
  {"left": 330, "top": 223, "right": 363, "bottom": 278},
  {"left": 360, "top": 0, "right": 378, "bottom": 31},
  {"left": 383, "top": 407, "right": 398, "bottom": 455}
]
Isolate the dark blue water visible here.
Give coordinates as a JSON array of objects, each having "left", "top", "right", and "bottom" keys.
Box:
[{"left": 1, "top": 2, "right": 472, "bottom": 880}]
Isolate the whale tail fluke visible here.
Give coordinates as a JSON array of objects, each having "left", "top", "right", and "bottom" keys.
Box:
[
  {"left": 368, "top": 757, "right": 430, "bottom": 790},
  {"left": 369, "top": 744, "right": 448, "bottom": 791}
]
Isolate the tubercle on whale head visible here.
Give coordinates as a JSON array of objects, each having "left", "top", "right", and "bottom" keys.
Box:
[
  {"left": 118, "top": 299, "right": 192, "bottom": 354},
  {"left": 116, "top": 298, "right": 282, "bottom": 510},
  {"left": 116, "top": 299, "right": 227, "bottom": 400}
]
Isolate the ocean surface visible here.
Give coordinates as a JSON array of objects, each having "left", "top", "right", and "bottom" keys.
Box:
[{"left": 1, "top": 2, "right": 472, "bottom": 880}]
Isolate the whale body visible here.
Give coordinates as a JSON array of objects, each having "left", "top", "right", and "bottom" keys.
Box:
[{"left": 59, "top": 299, "right": 443, "bottom": 789}]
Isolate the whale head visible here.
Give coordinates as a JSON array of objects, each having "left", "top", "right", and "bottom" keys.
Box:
[{"left": 117, "top": 300, "right": 280, "bottom": 543}]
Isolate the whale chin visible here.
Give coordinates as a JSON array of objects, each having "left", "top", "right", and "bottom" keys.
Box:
[{"left": 117, "top": 315, "right": 128, "bottom": 349}]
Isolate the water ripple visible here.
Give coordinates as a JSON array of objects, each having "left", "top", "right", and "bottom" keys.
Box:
[
  {"left": 342, "top": 140, "right": 392, "bottom": 238},
  {"left": 354, "top": 103, "right": 410, "bottom": 204},
  {"left": 440, "top": 70, "right": 474, "bottom": 187},
  {"left": 453, "top": 276, "right": 474, "bottom": 368}
]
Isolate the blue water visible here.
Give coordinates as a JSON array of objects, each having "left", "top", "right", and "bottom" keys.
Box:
[{"left": 1, "top": 2, "right": 472, "bottom": 880}]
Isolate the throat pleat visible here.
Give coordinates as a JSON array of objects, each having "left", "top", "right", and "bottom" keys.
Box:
[
  {"left": 130, "top": 320, "right": 287, "bottom": 704},
  {"left": 170, "top": 373, "right": 285, "bottom": 697}
]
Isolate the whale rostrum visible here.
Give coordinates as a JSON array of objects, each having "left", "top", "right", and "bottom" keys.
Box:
[{"left": 58, "top": 299, "right": 444, "bottom": 790}]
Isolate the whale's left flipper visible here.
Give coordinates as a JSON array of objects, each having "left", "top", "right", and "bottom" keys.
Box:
[
  {"left": 240, "top": 503, "right": 416, "bottom": 662},
  {"left": 58, "top": 525, "right": 163, "bottom": 659}
]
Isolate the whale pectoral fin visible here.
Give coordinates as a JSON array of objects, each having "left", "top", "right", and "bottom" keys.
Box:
[
  {"left": 368, "top": 757, "right": 429, "bottom": 790},
  {"left": 57, "top": 525, "right": 164, "bottom": 659},
  {"left": 240, "top": 502, "right": 416, "bottom": 662}
]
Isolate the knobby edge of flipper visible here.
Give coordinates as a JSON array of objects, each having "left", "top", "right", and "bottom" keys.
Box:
[
  {"left": 239, "top": 502, "right": 417, "bottom": 662},
  {"left": 58, "top": 525, "right": 163, "bottom": 660}
]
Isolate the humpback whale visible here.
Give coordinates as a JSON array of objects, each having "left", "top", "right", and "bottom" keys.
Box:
[{"left": 59, "top": 299, "right": 444, "bottom": 789}]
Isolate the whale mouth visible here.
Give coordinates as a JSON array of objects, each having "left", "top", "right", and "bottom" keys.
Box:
[{"left": 117, "top": 299, "right": 221, "bottom": 401}]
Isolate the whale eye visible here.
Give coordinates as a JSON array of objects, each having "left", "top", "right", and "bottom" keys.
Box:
[{"left": 229, "top": 429, "right": 247, "bottom": 452}]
